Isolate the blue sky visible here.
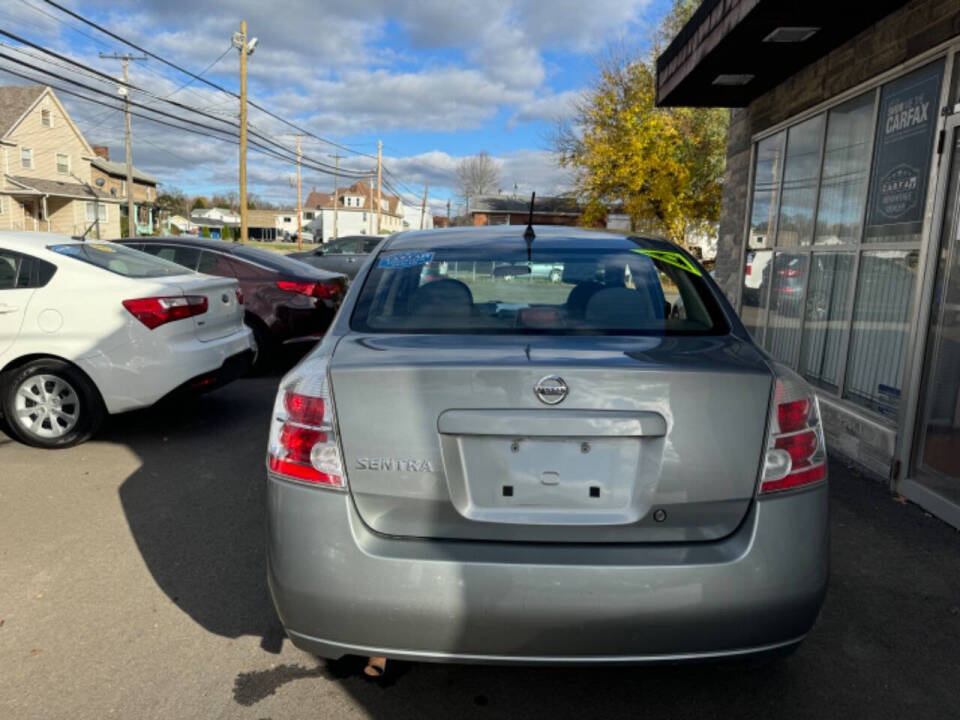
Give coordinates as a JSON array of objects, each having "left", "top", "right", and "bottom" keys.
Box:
[{"left": 0, "top": 0, "right": 673, "bottom": 213}]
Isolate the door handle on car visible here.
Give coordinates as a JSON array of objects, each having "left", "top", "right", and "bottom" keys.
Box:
[{"left": 0, "top": 303, "right": 20, "bottom": 314}]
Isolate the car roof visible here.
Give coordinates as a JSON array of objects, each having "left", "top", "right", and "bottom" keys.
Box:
[
  {"left": 116, "top": 234, "right": 346, "bottom": 280},
  {"left": 381, "top": 225, "right": 676, "bottom": 252},
  {"left": 115, "top": 235, "right": 237, "bottom": 251}
]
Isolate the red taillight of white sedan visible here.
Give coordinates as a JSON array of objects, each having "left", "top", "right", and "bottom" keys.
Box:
[
  {"left": 760, "top": 374, "right": 827, "bottom": 494},
  {"left": 122, "top": 295, "right": 208, "bottom": 329}
]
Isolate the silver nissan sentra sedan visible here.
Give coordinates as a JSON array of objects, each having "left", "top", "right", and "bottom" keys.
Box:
[{"left": 266, "top": 225, "right": 829, "bottom": 665}]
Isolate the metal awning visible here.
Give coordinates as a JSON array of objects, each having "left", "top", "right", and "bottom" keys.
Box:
[{"left": 655, "top": 0, "right": 911, "bottom": 107}]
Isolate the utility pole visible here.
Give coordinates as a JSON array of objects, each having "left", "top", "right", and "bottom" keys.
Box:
[
  {"left": 329, "top": 153, "right": 343, "bottom": 240},
  {"left": 376, "top": 140, "right": 383, "bottom": 234},
  {"left": 296, "top": 134, "right": 303, "bottom": 251},
  {"left": 419, "top": 184, "right": 428, "bottom": 230},
  {"left": 232, "top": 22, "right": 258, "bottom": 243},
  {"left": 100, "top": 52, "right": 145, "bottom": 237},
  {"left": 447, "top": 199, "right": 451, "bottom": 223},
  {"left": 367, "top": 177, "right": 374, "bottom": 235}
]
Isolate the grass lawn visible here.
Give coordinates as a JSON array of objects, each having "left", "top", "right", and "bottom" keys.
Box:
[{"left": 189, "top": 237, "right": 304, "bottom": 254}]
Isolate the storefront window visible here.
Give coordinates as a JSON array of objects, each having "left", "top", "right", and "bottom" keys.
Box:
[
  {"left": 764, "top": 253, "right": 808, "bottom": 363},
  {"left": 815, "top": 93, "right": 874, "bottom": 246},
  {"left": 739, "top": 58, "right": 945, "bottom": 423},
  {"left": 777, "top": 116, "right": 824, "bottom": 248},
  {"left": 746, "top": 133, "right": 784, "bottom": 250},
  {"left": 843, "top": 251, "right": 919, "bottom": 418},
  {"left": 741, "top": 249, "right": 771, "bottom": 342},
  {"left": 799, "top": 253, "right": 854, "bottom": 393}
]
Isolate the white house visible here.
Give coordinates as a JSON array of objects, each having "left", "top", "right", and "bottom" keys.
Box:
[
  {"left": 402, "top": 203, "right": 433, "bottom": 231},
  {"left": 303, "top": 180, "right": 404, "bottom": 243}
]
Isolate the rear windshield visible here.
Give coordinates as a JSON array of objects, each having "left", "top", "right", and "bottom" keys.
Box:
[
  {"left": 49, "top": 243, "right": 188, "bottom": 278},
  {"left": 351, "top": 244, "right": 728, "bottom": 335}
]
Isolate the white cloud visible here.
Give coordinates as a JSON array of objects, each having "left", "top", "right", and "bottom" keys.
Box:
[{"left": 1, "top": 0, "right": 659, "bottom": 207}]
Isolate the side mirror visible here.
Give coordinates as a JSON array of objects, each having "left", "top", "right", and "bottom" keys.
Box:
[{"left": 314, "top": 248, "right": 325, "bottom": 256}]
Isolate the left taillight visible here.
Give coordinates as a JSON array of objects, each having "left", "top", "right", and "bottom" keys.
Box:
[
  {"left": 123, "top": 295, "right": 207, "bottom": 330},
  {"left": 267, "top": 358, "right": 345, "bottom": 489},
  {"left": 235, "top": 287, "right": 244, "bottom": 305},
  {"left": 759, "top": 371, "right": 827, "bottom": 494}
]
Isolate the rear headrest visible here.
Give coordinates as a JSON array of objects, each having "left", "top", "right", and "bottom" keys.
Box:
[
  {"left": 585, "top": 287, "right": 660, "bottom": 328},
  {"left": 409, "top": 278, "right": 473, "bottom": 316}
]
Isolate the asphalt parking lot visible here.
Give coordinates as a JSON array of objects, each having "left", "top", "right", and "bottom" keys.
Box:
[{"left": 1, "top": 372, "right": 959, "bottom": 720}]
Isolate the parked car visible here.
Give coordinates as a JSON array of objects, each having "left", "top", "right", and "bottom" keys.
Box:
[
  {"left": 116, "top": 237, "right": 347, "bottom": 368},
  {"left": 0, "top": 233, "right": 253, "bottom": 448},
  {"left": 287, "top": 235, "right": 384, "bottom": 279},
  {"left": 265, "top": 226, "right": 829, "bottom": 666}
]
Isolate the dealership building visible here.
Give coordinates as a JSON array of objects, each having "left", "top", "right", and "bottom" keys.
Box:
[{"left": 657, "top": 0, "right": 960, "bottom": 526}]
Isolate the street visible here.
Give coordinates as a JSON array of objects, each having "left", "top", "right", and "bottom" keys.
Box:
[{"left": 1, "top": 375, "right": 958, "bottom": 720}]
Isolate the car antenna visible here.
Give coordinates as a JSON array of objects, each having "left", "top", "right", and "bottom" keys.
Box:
[{"left": 523, "top": 191, "right": 535, "bottom": 262}]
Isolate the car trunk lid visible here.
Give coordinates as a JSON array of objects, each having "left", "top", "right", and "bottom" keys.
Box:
[
  {"left": 331, "top": 333, "right": 772, "bottom": 543},
  {"left": 168, "top": 274, "right": 243, "bottom": 342}
]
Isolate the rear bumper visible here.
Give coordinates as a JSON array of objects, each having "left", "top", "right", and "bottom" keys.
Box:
[
  {"left": 267, "top": 480, "right": 829, "bottom": 665},
  {"left": 79, "top": 326, "right": 254, "bottom": 414}
]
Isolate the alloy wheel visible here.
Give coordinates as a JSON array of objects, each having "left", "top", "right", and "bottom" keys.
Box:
[{"left": 13, "top": 374, "right": 81, "bottom": 439}]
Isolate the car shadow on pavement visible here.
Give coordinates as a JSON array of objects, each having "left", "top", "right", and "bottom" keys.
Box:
[{"left": 112, "top": 374, "right": 287, "bottom": 654}]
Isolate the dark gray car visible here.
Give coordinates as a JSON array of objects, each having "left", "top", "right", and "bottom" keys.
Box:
[
  {"left": 266, "top": 226, "right": 829, "bottom": 665},
  {"left": 287, "top": 235, "right": 384, "bottom": 279}
]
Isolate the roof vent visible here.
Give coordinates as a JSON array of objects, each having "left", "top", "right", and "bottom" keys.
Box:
[
  {"left": 711, "top": 74, "right": 754, "bottom": 86},
  {"left": 763, "top": 27, "right": 820, "bottom": 43}
]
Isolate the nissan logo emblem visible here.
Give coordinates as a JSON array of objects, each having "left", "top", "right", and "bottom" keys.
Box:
[{"left": 534, "top": 375, "right": 568, "bottom": 405}]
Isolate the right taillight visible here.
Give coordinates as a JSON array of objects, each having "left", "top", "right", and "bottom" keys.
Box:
[
  {"left": 267, "top": 357, "right": 345, "bottom": 490},
  {"left": 123, "top": 295, "right": 207, "bottom": 329},
  {"left": 760, "top": 374, "right": 827, "bottom": 494}
]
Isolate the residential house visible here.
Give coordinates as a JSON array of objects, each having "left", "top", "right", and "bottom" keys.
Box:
[
  {"left": 190, "top": 207, "right": 240, "bottom": 239},
  {"left": 402, "top": 202, "right": 434, "bottom": 231},
  {"left": 167, "top": 214, "right": 196, "bottom": 234},
  {"left": 89, "top": 146, "right": 158, "bottom": 235},
  {"left": 469, "top": 194, "right": 588, "bottom": 228},
  {"left": 304, "top": 180, "right": 404, "bottom": 242},
  {"left": 0, "top": 85, "right": 121, "bottom": 238}
]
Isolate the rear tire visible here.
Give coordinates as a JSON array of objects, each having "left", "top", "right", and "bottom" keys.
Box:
[
  {"left": 1, "top": 359, "right": 104, "bottom": 448},
  {"left": 246, "top": 317, "right": 276, "bottom": 373}
]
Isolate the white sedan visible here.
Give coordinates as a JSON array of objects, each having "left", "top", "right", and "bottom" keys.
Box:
[{"left": 0, "top": 232, "right": 254, "bottom": 448}]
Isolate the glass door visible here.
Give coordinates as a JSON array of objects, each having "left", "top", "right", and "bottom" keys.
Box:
[{"left": 915, "top": 118, "right": 960, "bottom": 498}]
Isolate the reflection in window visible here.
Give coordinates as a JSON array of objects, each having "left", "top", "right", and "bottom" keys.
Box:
[
  {"left": 747, "top": 133, "right": 784, "bottom": 249},
  {"left": 843, "top": 251, "right": 918, "bottom": 419},
  {"left": 777, "top": 116, "right": 824, "bottom": 248},
  {"left": 815, "top": 93, "right": 875, "bottom": 246},
  {"left": 799, "top": 253, "right": 854, "bottom": 392},
  {"left": 764, "top": 253, "right": 808, "bottom": 363},
  {"left": 741, "top": 249, "right": 772, "bottom": 342}
]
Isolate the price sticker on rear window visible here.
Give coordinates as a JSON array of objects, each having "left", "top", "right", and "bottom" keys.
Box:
[
  {"left": 379, "top": 251, "right": 434, "bottom": 269},
  {"left": 89, "top": 243, "right": 116, "bottom": 253}
]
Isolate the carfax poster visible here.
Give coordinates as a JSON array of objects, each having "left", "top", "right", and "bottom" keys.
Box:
[{"left": 865, "top": 59, "right": 944, "bottom": 236}]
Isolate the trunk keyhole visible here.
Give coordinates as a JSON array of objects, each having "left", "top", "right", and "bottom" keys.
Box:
[{"left": 581, "top": 442, "right": 590, "bottom": 454}]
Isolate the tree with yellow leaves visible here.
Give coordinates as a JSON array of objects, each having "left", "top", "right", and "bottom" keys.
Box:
[{"left": 553, "top": 1, "right": 727, "bottom": 247}]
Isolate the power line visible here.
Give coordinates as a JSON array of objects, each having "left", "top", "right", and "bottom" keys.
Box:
[
  {"left": 159, "top": 44, "right": 232, "bottom": 100},
  {"left": 40, "top": 0, "right": 379, "bottom": 159},
  {"left": 0, "top": 62, "right": 369, "bottom": 178},
  {"left": 0, "top": 44, "right": 374, "bottom": 177},
  {"left": 16, "top": 0, "right": 232, "bottom": 111}
]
